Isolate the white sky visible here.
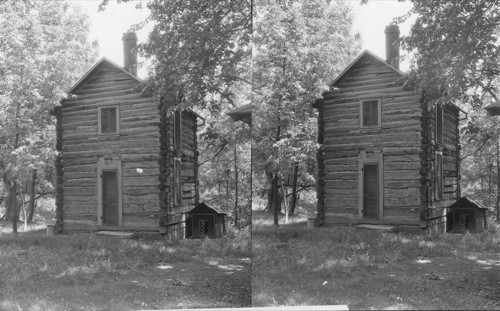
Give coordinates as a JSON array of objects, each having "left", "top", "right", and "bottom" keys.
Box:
[
  {"left": 68, "top": 0, "right": 415, "bottom": 77},
  {"left": 350, "top": 0, "right": 415, "bottom": 71},
  {"left": 67, "top": 0, "right": 152, "bottom": 78}
]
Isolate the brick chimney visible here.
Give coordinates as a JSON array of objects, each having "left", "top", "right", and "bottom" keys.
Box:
[
  {"left": 385, "top": 24, "right": 400, "bottom": 69},
  {"left": 122, "top": 32, "right": 137, "bottom": 76}
]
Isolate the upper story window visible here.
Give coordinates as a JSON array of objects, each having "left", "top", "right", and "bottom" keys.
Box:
[
  {"left": 174, "top": 110, "right": 182, "bottom": 150},
  {"left": 360, "top": 99, "right": 381, "bottom": 128},
  {"left": 99, "top": 106, "right": 119, "bottom": 134},
  {"left": 436, "top": 104, "right": 443, "bottom": 144}
]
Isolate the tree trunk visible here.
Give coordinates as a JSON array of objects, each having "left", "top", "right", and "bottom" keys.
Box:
[
  {"left": 272, "top": 173, "right": 279, "bottom": 227},
  {"left": 497, "top": 138, "right": 499, "bottom": 223},
  {"left": 11, "top": 183, "right": 18, "bottom": 233},
  {"left": 21, "top": 192, "right": 27, "bottom": 231},
  {"left": 27, "top": 169, "right": 37, "bottom": 223},
  {"left": 282, "top": 184, "right": 289, "bottom": 224},
  {"left": 289, "top": 162, "right": 299, "bottom": 216},
  {"left": 2, "top": 187, "right": 12, "bottom": 220},
  {"left": 234, "top": 144, "right": 238, "bottom": 228}
]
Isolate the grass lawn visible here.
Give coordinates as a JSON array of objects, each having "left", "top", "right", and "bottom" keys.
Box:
[
  {"left": 0, "top": 221, "right": 251, "bottom": 310},
  {"left": 252, "top": 210, "right": 500, "bottom": 310}
]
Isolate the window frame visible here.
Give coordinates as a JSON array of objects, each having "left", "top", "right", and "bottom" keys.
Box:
[
  {"left": 359, "top": 98, "right": 382, "bottom": 128},
  {"left": 98, "top": 105, "right": 120, "bottom": 135}
]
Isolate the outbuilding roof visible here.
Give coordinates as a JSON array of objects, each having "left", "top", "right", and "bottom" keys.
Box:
[
  {"left": 448, "top": 197, "right": 488, "bottom": 210},
  {"left": 188, "top": 202, "right": 227, "bottom": 215}
]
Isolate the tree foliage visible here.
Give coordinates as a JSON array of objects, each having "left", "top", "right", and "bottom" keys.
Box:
[
  {"left": 109, "top": 0, "right": 252, "bottom": 113},
  {"left": 98, "top": 0, "right": 253, "bottom": 225},
  {"left": 252, "top": 0, "right": 361, "bottom": 217},
  {"left": 0, "top": 0, "right": 98, "bottom": 231},
  {"left": 198, "top": 116, "right": 252, "bottom": 227},
  {"left": 399, "top": 0, "right": 500, "bottom": 218},
  {"left": 400, "top": 0, "right": 499, "bottom": 107}
]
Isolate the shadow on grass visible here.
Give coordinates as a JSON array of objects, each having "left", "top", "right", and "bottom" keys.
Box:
[{"left": 252, "top": 211, "right": 500, "bottom": 309}]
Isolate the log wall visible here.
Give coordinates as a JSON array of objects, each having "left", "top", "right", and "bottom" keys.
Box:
[
  {"left": 421, "top": 102, "right": 460, "bottom": 233},
  {"left": 158, "top": 103, "right": 198, "bottom": 238},
  {"left": 60, "top": 62, "right": 161, "bottom": 232},
  {"left": 318, "top": 55, "right": 423, "bottom": 226}
]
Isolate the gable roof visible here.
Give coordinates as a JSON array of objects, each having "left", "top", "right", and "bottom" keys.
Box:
[
  {"left": 329, "top": 50, "right": 404, "bottom": 88},
  {"left": 66, "top": 57, "right": 141, "bottom": 95},
  {"left": 188, "top": 202, "right": 226, "bottom": 215},
  {"left": 63, "top": 56, "right": 206, "bottom": 123},
  {"left": 448, "top": 197, "right": 488, "bottom": 210}
]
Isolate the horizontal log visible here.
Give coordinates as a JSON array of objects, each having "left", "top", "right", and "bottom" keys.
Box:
[
  {"left": 325, "top": 197, "right": 358, "bottom": 208},
  {"left": 123, "top": 176, "right": 159, "bottom": 187},
  {"left": 324, "top": 180, "right": 358, "bottom": 189},
  {"left": 63, "top": 178, "right": 95, "bottom": 188},
  {"left": 63, "top": 206, "right": 97, "bottom": 214},
  {"left": 325, "top": 86, "right": 414, "bottom": 101},
  {"left": 324, "top": 212, "right": 357, "bottom": 219},
  {"left": 76, "top": 81, "right": 139, "bottom": 95},
  {"left": 385, "top": 170, "right": 420, "bottom": 180},
  {"left": 64, "top": 171, "right": 97, "bottom": 179},
  {"left": 64, "top": 93, "right": 145, "bottom": 109},
  {"left": 63, "top": 222, "right": 160, "bottom": 233},
  {"left": 325, "top": 172, "right": 357, "bottom": 180},
  {"left": 62, "top": 136, "right": 160, "bottom": 152},
  {"left": 385, "top": 180, "right": 421, "bottom": 189},
  {"left": 384, "top": 162, "right": 421, "bottom": 171},
  {"left": 324, "top": 164, "right": 357, "bottom": 172},
  {"left": 384, "top": 197, "right": 419, "bottom": 208},
  {"left": 323, "top": 141, "right": 421, "bottom": 152},
  {"left": 384, "top": 188, "right": 419, "bottom": 199},
  {"left": 322, "top": 216, "right": 420, "bottom": 227},
  {"left": 63, "top": 187, "right": 97, "bottom": 197}
]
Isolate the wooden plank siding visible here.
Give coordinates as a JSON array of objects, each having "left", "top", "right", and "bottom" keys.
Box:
[{"left": 60, "top": 61, "right": 161, "bottom": 232}]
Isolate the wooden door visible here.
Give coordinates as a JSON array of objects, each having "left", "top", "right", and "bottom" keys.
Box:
[
  {"left": 102, "top": 170, "right": 118, "bottom": 226},
  {"left": 199, "top": 219, "right": 208, "bottom": 238},
  {"left": 363, "top": 164, "right": 379, "bottom": 219}
]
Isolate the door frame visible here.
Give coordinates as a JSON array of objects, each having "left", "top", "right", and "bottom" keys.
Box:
[
  {"left": 358, "top": 150, "right": 384, "bottom": 220},
  {"left": 97, "top": 157, "right": 123, "bottom": 226}
]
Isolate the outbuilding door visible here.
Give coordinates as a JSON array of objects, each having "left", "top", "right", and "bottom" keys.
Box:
[
  {"left": 102, "top": 170, "right": 119, "bottom": 226},
  {"left": 363, "top": 164, "right": 379, "bottom": 219}
]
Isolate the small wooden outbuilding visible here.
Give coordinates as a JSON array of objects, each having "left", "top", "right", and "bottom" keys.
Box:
[
  {"left": 186, "top": 202, "right": 226, "bottom": 239},
  {"left": 446, "top": 197, "right": 488, "bottom": 233}
]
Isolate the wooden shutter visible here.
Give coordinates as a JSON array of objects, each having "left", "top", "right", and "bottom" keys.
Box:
[
  {"left": 174, "top": 158, "right": 182, "bottom": 205},
  {"left": 436, "top": 105, "right": 443, "bottom": 144},
  {"left": 174, "top": 110, "right": 181, "bottom": 150},
  {"left": 435, "top": 152, "right": 443, "bottom": 199}
]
